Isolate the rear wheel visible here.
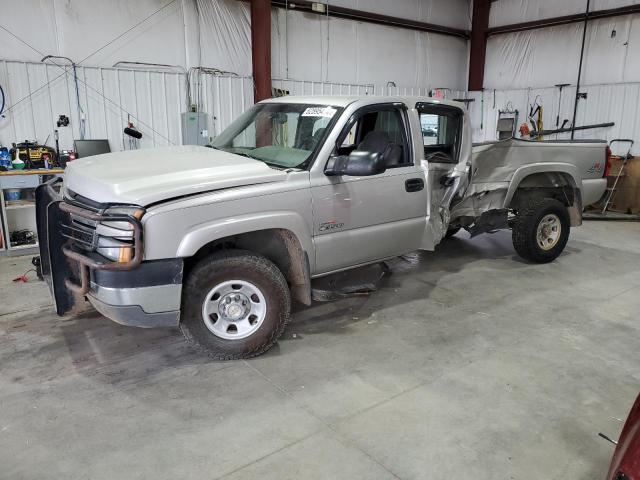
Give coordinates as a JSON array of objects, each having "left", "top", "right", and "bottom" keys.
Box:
[
  {"left": 512, "top": 198, "right": 570, "bottom": 263},
  {"left": 180, "top": 250, "right": 291, "bottom": 359}
]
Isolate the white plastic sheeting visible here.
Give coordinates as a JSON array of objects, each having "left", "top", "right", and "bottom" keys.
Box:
[
  {"left": 271, "top": 8, "right": 469, "bottom": 90},
  {"left": 489, "top": 0, "right": 640, "bottom": 27},
  {"left": 329, "top": 0, "right": 471, "bottom": 30},
  {"left": 485, "top": 14, "right": 640, "bottom": 88},
  {"left": 0, "top": 0, "right": 252, "bottom": 74},
  {"left": 0, "top": 0, "right": 470, "bottom": 86},
  {"left": 196, "top": 0, "right": 252, "bottom": 75},
  {"left": 467, "top": 82, "right": 640, "bottom": 155},
  {"left": 0, "top": 0, "right": 189, "bottom": 67}
]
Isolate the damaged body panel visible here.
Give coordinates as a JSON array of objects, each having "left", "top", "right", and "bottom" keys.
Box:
[
  {"left": 35, "top": 95, "right": 609, "bottom": 358},
  {"left": 449, "top": 138, "right": 607, "bottom": 230}
]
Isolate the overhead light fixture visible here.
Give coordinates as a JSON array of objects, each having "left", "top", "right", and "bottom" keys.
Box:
[{"left": 311, "top": 2, "right": 327, "bottom": 13}]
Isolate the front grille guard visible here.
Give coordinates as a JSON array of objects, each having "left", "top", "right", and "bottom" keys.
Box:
[{"left": 57, "top": 202, "right": 144, "bottom": 296}]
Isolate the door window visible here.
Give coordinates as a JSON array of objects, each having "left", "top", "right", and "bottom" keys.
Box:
[
  {"left": 336, "top": 105, "right": 411, "bottom": 167},
  {"left": 416, "top": 104, "right": 462, "bottom": 163}
]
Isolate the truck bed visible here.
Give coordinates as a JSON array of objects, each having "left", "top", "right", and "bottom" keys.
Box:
[{"left": 451, "top": 138, "right": 608, "bottom": 219}]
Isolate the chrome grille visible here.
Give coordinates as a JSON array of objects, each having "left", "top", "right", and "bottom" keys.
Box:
[{"left": 60, "top": 213, "right": 98, "bottom": 251}]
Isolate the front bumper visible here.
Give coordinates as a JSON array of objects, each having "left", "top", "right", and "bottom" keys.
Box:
[
  {"left": 87, "top": 261, "right": 182, "bottom": 327},
  {"left": 35, "top": 178, "right": 182, "bottom": 327}
]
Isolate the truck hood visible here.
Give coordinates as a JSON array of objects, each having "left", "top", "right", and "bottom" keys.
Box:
[{"left": 63, "top": 146, "right": 287, "bottom": 206}]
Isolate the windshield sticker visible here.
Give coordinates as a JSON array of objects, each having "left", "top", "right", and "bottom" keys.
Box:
[{"left": 302, "top": 106, "right": 337, "bottom": 118}]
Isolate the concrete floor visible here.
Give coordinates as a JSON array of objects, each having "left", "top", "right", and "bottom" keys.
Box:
[{"left": 1, "top": 221, "right": 639, "bottom": 480}]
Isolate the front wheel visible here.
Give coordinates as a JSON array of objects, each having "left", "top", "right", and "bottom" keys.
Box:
[
  {"left": 512, "top": 198, "right": 570, "bottom": 263},
  {"left": 180, "top": 250, "right": 291, "bottom": 359}
]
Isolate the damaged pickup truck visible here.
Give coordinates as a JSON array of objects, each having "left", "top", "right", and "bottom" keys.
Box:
[{"left": 36, "top": 96, "right": 608, "bottom": 358}]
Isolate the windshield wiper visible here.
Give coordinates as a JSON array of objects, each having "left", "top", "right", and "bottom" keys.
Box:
[
  {"left": 232, "top": 151, "right": 261, "bottom": 161},
  {"left": 210, "top": 146, "right": 257, "bottom": 160},
  {"left": 211, "top": 147, "right": 287, "bottom": 169}
]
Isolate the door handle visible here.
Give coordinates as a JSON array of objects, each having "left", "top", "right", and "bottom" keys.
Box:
[{"left": 405, "top": 178, "right": 424, "bottom": 192}]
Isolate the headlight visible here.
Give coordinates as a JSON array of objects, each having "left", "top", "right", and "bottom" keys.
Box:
[{"left": 96, "top": 206, "right": 144, "bottom": 263}]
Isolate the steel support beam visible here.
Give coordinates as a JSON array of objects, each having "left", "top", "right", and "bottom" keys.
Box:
[
  {"left": 250, "top": 0, "right": 272, "bottom": 102},
  {"left": 241, "top": 0, "right": 469, "bottom": 39},
  {"left": 468, "top": 0, "right": 490, "bottom": 91},
  {"left": 487, "top": 3, "right": 640, "bottom": 36}
]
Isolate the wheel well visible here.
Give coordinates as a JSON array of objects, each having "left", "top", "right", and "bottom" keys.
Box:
[
  {"left": 184, "top": 229, "right": 312, "bottom": 306},
  {"left": 509, "top": 172, "right": 582, "bottom": 226}
]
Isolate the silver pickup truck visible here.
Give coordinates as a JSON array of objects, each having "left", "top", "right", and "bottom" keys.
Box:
[{"left": 36, "top": 95, "right": 608, "bottom": 359}]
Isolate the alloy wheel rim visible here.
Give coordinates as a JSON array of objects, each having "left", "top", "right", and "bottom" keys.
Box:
[{"left": 201, "top": 280, "right": 267, "bottom": 340}]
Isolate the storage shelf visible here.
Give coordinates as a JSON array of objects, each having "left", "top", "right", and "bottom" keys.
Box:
[
  {"left": 6, "top": 202, "right": 36, "bottom": 210},
  {"left": 9, "top": 242, "right": 39, "bottom": 250},
  {"left": 1, "top": 172, "right": 63, "bottom": 255}
]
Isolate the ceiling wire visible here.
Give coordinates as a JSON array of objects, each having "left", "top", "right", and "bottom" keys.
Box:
[
  {"left": 76, "top": 0, "right": 178, "bottom": 66},
  {"left": 0, "top": 25, "right": 174, "bottom": 144},
  {"left": 1, "top": 0, "right": 176, "bottom": 112},
  {"left": 0, "top": 25, "right": 75, "bottom": 113}
]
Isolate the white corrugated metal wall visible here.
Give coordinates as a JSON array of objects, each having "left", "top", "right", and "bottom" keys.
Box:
[
  {"left": 0, "top": 59, "right": 466, "bottom": 153},
  {"left": 0, "top": 60, "right": 255, "bottom": 151},
  {"left": 272, "top": 78, "right": 467, "bottom": 99},
  {"left": 467, "top": 82, "right": 640, "bottom": 154}
]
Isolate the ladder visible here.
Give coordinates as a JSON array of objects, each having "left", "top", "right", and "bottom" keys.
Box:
[{"left": 602, "top": 139, "right": 634, "bottom": 214}]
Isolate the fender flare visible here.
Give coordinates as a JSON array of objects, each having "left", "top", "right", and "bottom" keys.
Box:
[
  {"left": 176, "top": 210, "right": 313, "bottom": 259},
  {"left": 176, "top": 211, "right": 314, "bottom": 305},
  {"left": 503, "top": 162, "right": 583, "bottom": 208}
]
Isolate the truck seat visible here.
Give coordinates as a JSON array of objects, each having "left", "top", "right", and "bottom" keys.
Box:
[{"left": 358, "top": 131, "right": 402, "bottom": 167}]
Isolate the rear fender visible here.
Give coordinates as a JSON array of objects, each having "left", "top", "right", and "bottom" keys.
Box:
[{"left": 504, "top": 163, "right": 583, "bottom": 226}]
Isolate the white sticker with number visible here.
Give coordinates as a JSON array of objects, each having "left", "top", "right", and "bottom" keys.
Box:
[{"left": 302, "top": 106, "right": 337, "bottom": 118}]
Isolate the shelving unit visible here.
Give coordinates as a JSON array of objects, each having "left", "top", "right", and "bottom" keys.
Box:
[{"left": 0, "top": 170, "right": 63, "bottom": 257}]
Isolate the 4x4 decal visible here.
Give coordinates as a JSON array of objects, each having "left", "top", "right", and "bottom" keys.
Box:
[{"left": 319, "top": 220, "right": 344, "bottom": 232}]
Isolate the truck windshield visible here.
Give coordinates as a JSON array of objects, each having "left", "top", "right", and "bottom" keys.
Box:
[{"left": 210, "top": 103, "right": 341, "bottom": 169}]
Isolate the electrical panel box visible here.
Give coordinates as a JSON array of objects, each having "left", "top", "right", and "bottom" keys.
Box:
[{"left": 181, "top": 112, "right": 210, "bottom": 146}]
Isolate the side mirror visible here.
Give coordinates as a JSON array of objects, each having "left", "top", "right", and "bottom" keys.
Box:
[{"left": 325, "top": 151, "right": 387, "bottom": 177}]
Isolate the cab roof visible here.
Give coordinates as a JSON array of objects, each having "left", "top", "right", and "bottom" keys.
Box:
[{"left": 259, "top": 95, "right": 465, "bottom": 110}]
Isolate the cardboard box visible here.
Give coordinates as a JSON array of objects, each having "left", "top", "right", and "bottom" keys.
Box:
[{"left": 607, "top": 157, "right": 640, "bottom": 213}]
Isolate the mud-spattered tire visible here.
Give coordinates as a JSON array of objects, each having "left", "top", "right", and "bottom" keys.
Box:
[
  {"left": 512, "top": 197, "right": 570, "bottom": 263},
  {"left": 180, "top": 250, "right": 291, "bottom": 360}
]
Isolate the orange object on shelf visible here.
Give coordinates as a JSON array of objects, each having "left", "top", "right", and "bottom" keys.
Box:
[{"left": 518, "top": 123, "right": 531, "bottom": 138}]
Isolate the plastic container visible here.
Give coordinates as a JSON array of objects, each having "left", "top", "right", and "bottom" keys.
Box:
[
  {"left": 11, "top": 159, "right": 25, "bottom": 170},
  {"left": 0, "top": 147, "right": 10, "bottom": 170},
  {"left": 5, "top": 189, "right": 21, "bottom": 201}
]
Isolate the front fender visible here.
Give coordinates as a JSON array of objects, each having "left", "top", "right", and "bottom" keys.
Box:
[{"left": 175, "top": 210, "right": 313, "bottom": 260}]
